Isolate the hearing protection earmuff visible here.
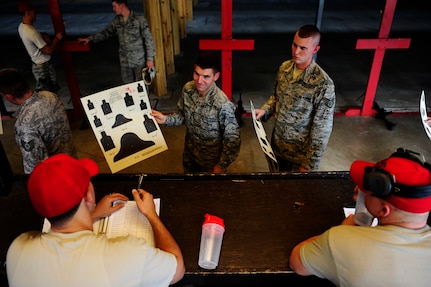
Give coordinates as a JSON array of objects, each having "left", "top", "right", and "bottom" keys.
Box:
[{"left": 363, "top": 148, "right": 431, "bottom": 198}]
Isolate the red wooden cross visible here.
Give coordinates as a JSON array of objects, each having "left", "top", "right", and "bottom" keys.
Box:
[
  {"left": 199, "top": 0, "right": 254, "bottom": 100},
  {"left": 48, "top": 0, "right": 89, "bottom": 118},
  {"left": 345, "top": 0, "right": 411, "bottom": 116}
]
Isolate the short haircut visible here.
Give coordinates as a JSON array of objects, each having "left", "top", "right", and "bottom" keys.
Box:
[
  {"left": 195, "top": 51, "right": 221, "bottom": 74},
  {"left": 297, "top": 24, "right": 321, "bottom": 44},
  {"left": 47, "top": 202, "right": 80, "bottom": 227},
  {"left": 112, "top": 0, "right": 128, "bottom": 6},
  {"left": 0, "top": 68, "right": 30, "bottom": 99}
]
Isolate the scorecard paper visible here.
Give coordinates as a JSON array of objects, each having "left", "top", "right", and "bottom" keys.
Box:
[
  {"left": 80, "top": 80, "right": 168, "bottom": 173},
  {"left": 250, "top": 100, "right": 277, "bottom": 163},
  {"left": 42, "top": 198, "right": 160, "bottom": 247},
  {"left": 420, "top": 90, "right": 431, "bottom": 142}
]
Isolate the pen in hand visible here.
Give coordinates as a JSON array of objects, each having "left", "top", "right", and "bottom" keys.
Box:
[
  {"left": 137, "top": 174, "right": 144, "bottom": 199},
  {"left": 137, "top": 174, "right": 144, "bottom": 190}
]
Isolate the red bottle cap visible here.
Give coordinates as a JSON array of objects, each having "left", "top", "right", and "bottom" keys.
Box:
[{"left": 202, "top": 213, "right": 225, "bottom": 228}]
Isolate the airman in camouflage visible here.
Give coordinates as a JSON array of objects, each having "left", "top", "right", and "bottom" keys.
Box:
[
  {"left": 32, "top": 61, "right": 59, "bottom": 92},
  {"left": 151, "top": 52, "right": 241, "bottom": 173},
  {"left": 78, "top": 0, "right": 155, "bottom": 84},
  {"left": 256, "top": 24, "right": 335, "bottom": 172},
  {"left": 0, "top": 69, "right": 76, "bottom": 174}
]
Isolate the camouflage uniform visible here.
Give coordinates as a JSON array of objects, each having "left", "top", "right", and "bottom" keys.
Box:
[
  {"left": 260, "top": 60, "right": 335, "bottom": 171},
  {"left": 32, "top": 61, "right": 59, "bottom": 92},
  {"left": 164, "top": 81, "right": 241, "bottom": 173},
  {"left": 13, "top": 91, "right": 77, "bottom": 174},
  {"left": 89, "top": 10, "right": 155, "bottom": 83}
]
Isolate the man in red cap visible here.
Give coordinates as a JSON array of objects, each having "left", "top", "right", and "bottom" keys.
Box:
[
  {"left": 289, "top": 148, "right": 431, "bottom": 287},
  {"left": 18, "top": 1, "right": 63, "bottom": 92},
  {"left": 6, "top": 153, "right": 185, "bottom": 286}
]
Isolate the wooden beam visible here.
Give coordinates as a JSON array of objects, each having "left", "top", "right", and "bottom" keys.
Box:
[
  {"left": 47, "top": 0, "right": 89, "bottom": 118},
  {"left": 144, "top": 0, "right": 167, "bottom": 96},
  {"left": 170, "top": 0, "right": 181, "bottom": 55},
  {"left": 199, "top": 0, "right": 255, "bottom": 100},
  {"left": 186, "top": 0, "right": 193, "bottom": 21},
  {"left": 345, "top": 0, "right": 411, "bottom": 116},
  {"left": 177, "top": 0, "right": 187, "bottom": 39},
  {"left": 160, "top": 0, "right": 175, "bottom": 75}
]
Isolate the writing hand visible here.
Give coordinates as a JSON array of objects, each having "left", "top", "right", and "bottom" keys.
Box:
[
  {"left": 91, "top": 193, "right": 128, "bottom": 222},
  {"left": 132, "top": 188, "right": 157, "bottom": 217}
]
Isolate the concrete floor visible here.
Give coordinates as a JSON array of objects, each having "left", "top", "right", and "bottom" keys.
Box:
[
  {"left": 1, "top": 0, "right": 431, "bottom": 175},
  {"left": 2, "top": 112, "right": 431, "bottom": 175}
]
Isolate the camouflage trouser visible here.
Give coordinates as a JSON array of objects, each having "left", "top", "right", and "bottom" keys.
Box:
[
  {"left": 32, "top": 61, "right": 59, "bottom": 92},
  {"left": 120, "top": 65, "right": 145, "bottom": 84},
  {"left": 182, "top": 151, "right": 214, "bottom": 173},
  {"left": 274, "top": 155, "right": 301, "bottom": 172}
]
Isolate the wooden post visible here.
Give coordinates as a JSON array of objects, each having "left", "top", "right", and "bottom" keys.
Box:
[
  {"left": 47, "top": 0, "right": 90, "bottom": 118},
  {"left": 170, "top": 0, "right": 181, "bottom": 55},
  {"left": 144, "top": 0, "right": 167, "bottom": 96},
  {"left": 199, "top": 0, "right": 254, "bottom": 100},
  {"left": 176, "top": 0, "right": 188, "bottom": 39},
  {"left": 160, "top": 0, "right": 175, "bottom": 75},
  {"left": 186, "top": 0, "right": 193, "bottom": 21}
]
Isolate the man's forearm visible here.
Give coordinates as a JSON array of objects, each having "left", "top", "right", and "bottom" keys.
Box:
[
  {"left": 147, "top": 213, "right": 185, "bottom": 283},
  {"left": 147, "top": 213, "right": 183, "bottom": 260}
]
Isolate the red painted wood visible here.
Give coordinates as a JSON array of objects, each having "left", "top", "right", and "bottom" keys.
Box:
[
  {"left": 199, "top": 39, "right": 255, "bottom": 50},
  {"left": 221, "top": 0, "right": 232, "bottom": 39},
  {"left": 346, "top": 0, "right": 411, "bottom": 116},
  {"left": 356, "top": 38, "right": 411, "bottom": 50},
  {"left": 199, "top": 0, "right": 254, "bottom": 100},
  {"left": 47, "top": 0, "right": 89, "bottom": 118}
]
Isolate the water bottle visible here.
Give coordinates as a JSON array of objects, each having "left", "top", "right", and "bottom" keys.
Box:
[
  {"left": 198, "top": 213, "right": 225, "bottom": 269},
  {"left": 354, "top": 189, "right": 374, "bottom": 226}
]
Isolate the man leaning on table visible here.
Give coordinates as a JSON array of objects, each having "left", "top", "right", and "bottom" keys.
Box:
[
  {"left": 289, "top": 148, "right": 431, "bottom": 287},
  {"left": 6, "top": 153, "right": 185, "bottom": 287}
]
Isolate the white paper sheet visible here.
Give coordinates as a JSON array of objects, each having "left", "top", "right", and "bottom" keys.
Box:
[
  {"left": 419, "top": 90, "right": 431, "bottom": 141},
  {"left": 80, "top": 81, "right": 168, "bottom": 173},
  {"left": 250, "top": 100, "right": 277, "bottom": 163},
  {"left": 0, "top": 110, "right": 3, "bottom": 134}
]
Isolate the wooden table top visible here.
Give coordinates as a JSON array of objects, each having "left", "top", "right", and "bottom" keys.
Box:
[{"left": 1, "top": 172, "right": 355, "bottom": 286}]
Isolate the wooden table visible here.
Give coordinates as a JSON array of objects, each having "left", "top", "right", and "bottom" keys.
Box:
[{"left": 0, "top": 172, "right": 356, "bottom": 286}]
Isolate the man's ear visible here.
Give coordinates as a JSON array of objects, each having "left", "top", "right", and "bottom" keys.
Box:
[
  {"left": 377, "top": 202, "right": 392, "bottom": 218},
  {"left": 83, "top": 183, "right": 96, "bottom": 207},
  {"left": 2, "top": 93, "right": 16, "bottom": 104},
  {"left": 214, "top": 71, "right": 220, "bottom": 81},
  {"left": 313, "top": 45, "right": 321, "bottom": 54}
]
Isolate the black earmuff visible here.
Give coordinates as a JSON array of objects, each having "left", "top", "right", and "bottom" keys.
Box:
[
  {"left": 363, "top": 148, "right": 431, "bottom": 198},
  {"left": 363, "top": 166, "right": 394, "bottom": 197},
  {"left": 390, "top": 148, "right": 425, "bottom": 165}
]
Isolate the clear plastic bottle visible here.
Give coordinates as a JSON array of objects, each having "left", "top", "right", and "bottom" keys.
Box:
[
  {"left": 354, "top": 189, "right": 374, "bottom": 226},
  {"left": 198, "top": 213, "right": 225, "bottom": 269}
]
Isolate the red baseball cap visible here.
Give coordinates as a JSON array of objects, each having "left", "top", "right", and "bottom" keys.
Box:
[
  {"left": 27, "top": 154, "right": 99, "bottom": 218},
  {"left": 350, "top": 156, "right": 431, "bottom": 213},
  {"left": 18, "top": 1, "right": 37, "bottom": 13}
]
